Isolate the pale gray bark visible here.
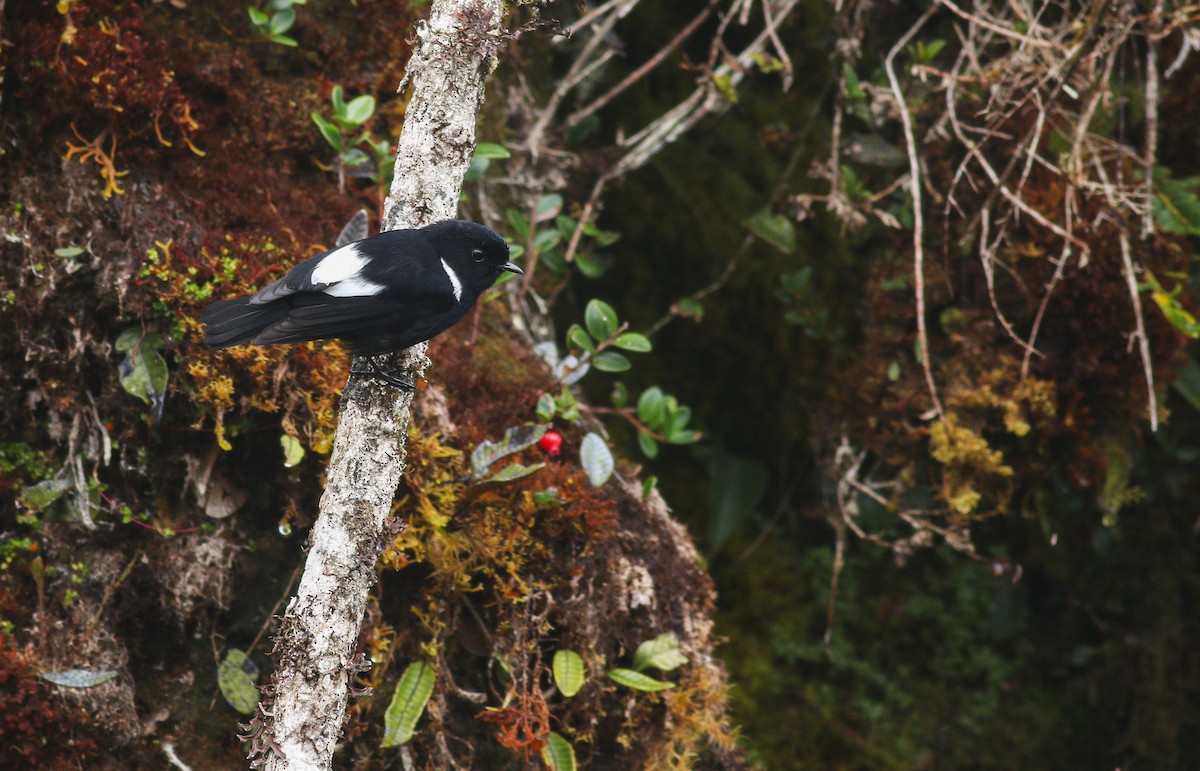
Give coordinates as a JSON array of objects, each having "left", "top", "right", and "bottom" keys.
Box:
[{"left": 260, "top": 1, "right": 504, "bottom": 768}]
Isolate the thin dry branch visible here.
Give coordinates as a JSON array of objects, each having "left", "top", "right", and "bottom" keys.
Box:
[{"left": 884, "top": 5, "right": 944, "bottom": 419}]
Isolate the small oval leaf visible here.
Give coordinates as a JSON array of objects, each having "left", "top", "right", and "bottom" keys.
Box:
[
  {"left": 633, "top": 632, "right": 687, "bottom": 673},
  {"left": 637, "top": 387, "right": 666, "bottom": 427},
  {"left": 344, "top": 95, "right": 376, "bottom": 126},
  {"left": 487, "top": 462, "right": 545, "bottom": 484},
  {"left": 584, "top": 299, "right": 618, "bottom": 341},
  {"left": 474, "top": 142, "right": 511, "bottom": 160},
  {"left": 637, "top": 431, "right": 659, "bottom": 459},
  {"left": 534, "top": 193, "right": 564, "bottom": 222},
  {"left": 217, "top": 649, "right": 259, "bottom": 714},
  {"left": 382, "top": 660, "right": 436, "bottom": 747},
  {"left": 579, "top": 433, "right": 613, "bottom": 487},
  {"left": 591, "top": 351, "right": 630, "bottom": 373},
  {"left": 607, "top": 668, "right": 675, "bottom": 692},
  {"left": 567, "top": 325, "right": 596, "bottom": 354},
  {"left": 281, "top": 434, "right": 305, "bottom": 468},
  {"left": 541, "top": 731, "right": 577, "bottom": 771},
  {"left": 613, "top": 332, "right": 652, "bottom": 352},
  {"left": 40, "top": 669, "right": 118, "bottom": 689},
  {"left": 553, "top": 649, "right": 585, "bottom": 698}
]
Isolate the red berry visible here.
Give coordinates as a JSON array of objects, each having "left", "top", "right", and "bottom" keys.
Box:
[{"left": 539, "top": 430, "right": 563, "bottom": 457}]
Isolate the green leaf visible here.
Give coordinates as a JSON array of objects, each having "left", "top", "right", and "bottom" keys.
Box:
[
  {"left": 887, "top": 361, "right": 901, "bottom": 381},
  {"left": 343, "top": 147, "right": 369, "bottom": 167},
  {"left": 382, "top": 660, "right": 436, "bottom": 748},
  {"left": 1173, "top": 356, "right": 1200, "bottom": 413},
  {"left": 613, "top": 332, "right": 651, "bottom": 353},
  {"left": 330, "top": 85, "right": 347, "bottom": 115},
  {"left": 591, "top": 351, "right": 631, "bottom": 372},
  {"left": 54, "top": 246, "right": 84, "bottom": 258},
  {"left": 633, "top": 632, "right": 687, "bottom": 673},
  {"left": 541, "top": 732, "right": 577, "bottom": 771},
  {"left": 344, "top": 94, "right": 376, "bottom": 126},
  {"left": 115, "top": 328, "right": 168, "bottom": 409},
  {"left": 474, "top": 142, "right": 511, "bottom": 160},
  {"left": 642, "top": 475, "right": 657, "bottom": 498},
  {"left": 708, "top": 450, "right": 769, "bottom": 552},
  {"left": 584, "top": 299, "right": 618, "bottom": 341},
  {"left": 579, "top": 433, "right": 613, "bottom": 487},
  {"left": 667, "top": 429, "right": 701, "bottom": 445},
  {"left": 744, "top": 209, "right": 797, "bottom": 254},
  {"left": 311, "top": 113, "right": 343, "bottom": 152},
  {"left": 533, "top": 228, "right": 561, "bottom": 251},
  {"left": 506, "top": 208, "right": 530, "bottom": 239},
  {"left": 40, "top": 669, "right": 118, "bottom": 689},
  {"left": 248, "top": 7, "right": 269, "bottom": 26},
  {"left": 637, "top": 431, "right": 659, "bottom": 459},
  {"left": 574, "top": 250, "right": 607, "bottom": 279},
  {"left": 487, "top": 462, "right": 546, "bottom": 483},
  {"left": 470, "top": 424, "right": 549, "bottom": 481},
  {"left": 1152, "top": 171, "right": 1200, "bottom": 235},
  {"left": 674, "top": 297, "right": 704, "bottom": 321},
  {"left": 270, "top": 33, "right": 298, "bottom": 46},
  {"left": 536, "top": 393, "right": 557, "bottom": 421},
  {"left": 463, "top": 156, "right": 489, "bottom": 182},
  {"left": 567, "top": 324, "right": 595, "bottom": 354},
  {"left": 217, "top": 649, "right": 259, "bottom": 715},
  {"left": 637, "top": 387, "right": 666, "bottom": 428},
  {"left": 19, "top": 478, "right": 71, "bottom": 511},
  {"left": 607, "top": 668, "right": 674, "bottom": 692},
  {"left": 668, "top": 405, "right": 692, "bottom": 435},
  {"left": 534, "top": 193, "right": 564, "bottom": 222},
  {"left": 610, "top": 381, "right": 629, "bottom": 409},
  {"left": 280, "top": 434, "right": 305, "bottom": 468},
  {"left": 268, "top": 7, "right": 295, "bottom": 35},
  {"left": 552, "top": 649, "right": 585, "bottom": 697}
]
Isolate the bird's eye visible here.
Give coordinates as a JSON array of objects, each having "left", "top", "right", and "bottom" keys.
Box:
[{"left": 472, "top": 248, "right": 485, "bottom": 263}]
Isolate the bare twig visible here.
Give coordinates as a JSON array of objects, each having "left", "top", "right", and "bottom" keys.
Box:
[
  {"left": 884, "top": 6, "right": 944, "bottom": 419},
  {"left": 1119, "top": 231, "right": 1159, "bottom": 431}
]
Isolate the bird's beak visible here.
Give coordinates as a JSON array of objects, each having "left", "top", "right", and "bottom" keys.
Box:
[{"left": 502, "top": 261, "right": 524, "bottom": 274}]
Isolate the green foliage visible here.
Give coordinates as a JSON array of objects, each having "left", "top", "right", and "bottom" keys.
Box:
[
  {"left": 280, "top": 433, "right": 305, "bottom": 468},
  {"left": 606, "top": 632, "right": 687, "bottom": 692},
  {"left": 541, "top": 731, "right": 577, "bottom": 771},
  {"left": 469, "top": 424, "right": 549, "bottom": 482},
  {"left": 745, "top": 209, "right": 797, "bottom": 254},
  {"left": 1141, "top": 271, "right": 1200, "bottom": 338},
  {"left": 1151, "top": 168, "right": 1200, "bottom": 235},
  {"left": 778, "top": 266, "right": 831, "bottom": 337},
  {"left": 248, "top": 0, "right": 306, "bottom": 46},
  {"left": 312, "top": 85, "right": 391, "bottom": 192},
  {"left": 608, "top": 668, "right": 675, "bottom": 692},
  {"left": 579, "top": 432, "right": 614, "bottom": 487},
  {"left": 633, "top": 632, "right": 688, "bottom": 672},
  {"left": 552, "top": 649, "right": 585, "bottom": 697},
  {"left": 707, "top": 449, "right": 768, "bottom": 552},
  {"left": 217, "top": 649, "right": 259, "bottom": 715},
  {"left": 504, "top": 203, "right": 618, "bottom": 279},
  {"left": 115, "top": 327, "right": 169, "bottom": 416},
  {"left": 382, "top": 660, "right": 436, "bottom": 747},
  {"left": 635, "top": 387, "right": 702, "bottom": 459}
]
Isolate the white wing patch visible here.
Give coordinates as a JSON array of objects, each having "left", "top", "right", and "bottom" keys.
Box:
[
  {"left": 312, "top": 243, "right": 385, "bottom": 297},
  {"left": 441, "top": 258, "right": 463, "bottom": 302}
]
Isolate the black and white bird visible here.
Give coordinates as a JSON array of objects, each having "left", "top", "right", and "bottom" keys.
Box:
[{"left": 200, "top": 220, "right": 522, "bottom": 361}]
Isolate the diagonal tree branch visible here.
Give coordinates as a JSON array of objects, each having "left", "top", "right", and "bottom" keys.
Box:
[{"left": 260, "top": 1, "right": 505, "bottom": 768}]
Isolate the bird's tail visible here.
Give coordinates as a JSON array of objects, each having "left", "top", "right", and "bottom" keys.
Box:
[{"left": 200, "top": 297, "right": 288, "bottom": 349}]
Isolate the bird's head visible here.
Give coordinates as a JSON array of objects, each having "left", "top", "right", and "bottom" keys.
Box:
[{"left": 423, "top": 220, "right": 522, "bottom": 289}]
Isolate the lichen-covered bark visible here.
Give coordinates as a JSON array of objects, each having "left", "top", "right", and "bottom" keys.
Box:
[{"left": 263, "top": 1, "right": 503, "bottom": 767}]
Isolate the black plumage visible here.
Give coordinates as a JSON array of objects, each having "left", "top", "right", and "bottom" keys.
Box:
[{"left": 200, "top": 220, "right": 521, "bottom": 355}]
